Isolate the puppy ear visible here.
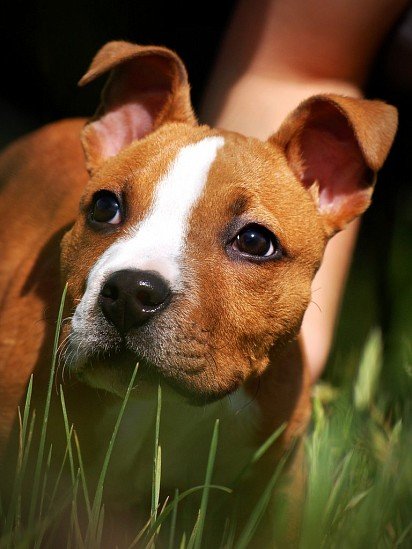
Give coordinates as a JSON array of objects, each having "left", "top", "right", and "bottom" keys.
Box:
[
  {"left": 270, "top": 94, "right": 397, "bottom": 235},
  {"left": 79, "top": 41, "right": 196, "bottom": 173}
]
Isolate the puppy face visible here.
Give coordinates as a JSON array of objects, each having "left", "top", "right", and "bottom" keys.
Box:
[
  {"left": 61, "top": 123, "right": 325, "bottom": 401},
  {"left": 60, "top": 42, "right": 396, "bottom": 403}
]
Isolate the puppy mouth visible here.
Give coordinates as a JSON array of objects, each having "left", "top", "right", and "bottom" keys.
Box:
[
  {"left": 76, "top": 348, "right": 161, "bottom": 392},
  {"left": 75, "top": 346, "right": 233, "bottom": 405}
]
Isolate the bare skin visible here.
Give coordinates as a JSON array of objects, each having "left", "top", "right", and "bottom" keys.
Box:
[{"left": 200, "top": 0, "right": 408, "bottom": 380}]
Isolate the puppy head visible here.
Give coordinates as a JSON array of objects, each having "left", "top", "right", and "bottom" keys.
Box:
[{"left": 61, "top": 42, "right": 397, "bottom": 402}]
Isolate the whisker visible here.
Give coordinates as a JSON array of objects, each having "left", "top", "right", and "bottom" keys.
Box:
[{"left": 235, "top": 377, "right": 260, "bottom": 415}]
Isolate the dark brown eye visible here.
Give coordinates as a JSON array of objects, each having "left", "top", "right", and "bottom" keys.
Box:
[
  {"left": 90, "top": 191, "right": 121, "bottom": 224},
  {"left": 232, "top": 224, "right": 281, "bottom": 258}
]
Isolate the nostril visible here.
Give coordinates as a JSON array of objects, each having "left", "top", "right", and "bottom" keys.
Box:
[
  {"left": 101, "top": 282, "right": 119, "bottom": 300},
  {"left": 136, "top": 288, "right": 158, "bottom": 307},
  {"left": 136, "top": 281, "right": 170, "bottom": 309}
]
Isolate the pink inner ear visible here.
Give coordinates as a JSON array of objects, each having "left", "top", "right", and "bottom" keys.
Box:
[
  {"left": 87, "top": 90, "right": 168, "bottom": 161},
  {"left": 298, "top": 108, "right": 373, "bottom": 213},
  {"left": 91, "top": 103, "right": 153, "bottom": 160}
]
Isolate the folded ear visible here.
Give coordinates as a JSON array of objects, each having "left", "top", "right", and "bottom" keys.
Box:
[
  {"left": 78, "top": 41, "right": 196, "bottom": 173},
  {"left": 270, "top": 94, "right": 398, "bottom": 236}
]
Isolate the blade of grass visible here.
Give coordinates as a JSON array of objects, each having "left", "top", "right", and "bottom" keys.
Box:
[
  {"left": 3, "top": 417, "right": 36, "bottom": 544},
  {"left": 343, "top": 488, "right": 371, "bottom": 512},
  {"left": 86, "top": 362, "right": 139, "bottom": 545},
  {"left": 187, "top": 511, "right": 200, "bottom": 549},
  {"left": 145, "top": 484, "right": 231, "bottom": 539},
  {"left": 396, "top": 519, "right": 412, "bottom": 546},
  {"left": 354, "top": 328, "right": 383, "bottom": 411},
  {"left": 233, "top": 423, "right": 285, "bottom": 486},
  {"left": 60, "top": 388, "right": 75, "bottom": 485},
  {"left": 47, "top": 426, "right": 75, "bottom": 513},
  {"left": 236, "top": 453, "right": 288, "bottom": 549},
  {"left": 249, "top": 424, "right": 286, "bottom": 466},
  {"left": 323, "top": 451, "right": 354, "bottom": 527},
  {"left": 151, "top": 384, "right": 162, "bottom": 526},
  {"left": 69, "top": 470, "right": 86, "bottom": 549},
  {"left": 19, "top": 374, "right": 33, "bottom": 463},
  {"left": 143, "top": 496, "right": 171, "bottom": 549},
  {"left": 127, "top": 515, "right": 153, "bottom": 549},
  {"left": 179, "top": 532, "right": 187, "bottom": 549},
  {"left": 3, "top": 493, "right": 71, "bottom": 549},
  {"left": 168, "top": 489, "right": 179, "bottom": 549},
  {"left": 95, "top": 504, "right": 105, "bottom": 548},
  {"left": 3, "top": 377, "right": 35, "bottom": 537},
  {"left": 221, "top": 515, "right": 237, "bottom": 549},
  {"left": 27, "top": 283, "right": 68, "bottom": 532},
  {"left": 34, "top": 443, "right": 53, "bottom": 548},
  {"left": 152, "top": 446, "right": 162, "bottom": 532},
  {"left": 73, "top": 430, "right": 91, "bottom": 519},
  {"left": 219, "top": 518, "right": 233, "bottom": 549},
  {"left": 15, "top": 376, "right": 34, "bottom": 533},
  {"left": 208, "top": 422, "right": 286, "bottom": 543},
  {"left": 193, "top": 419, "right": 219, "bottom": 549}
]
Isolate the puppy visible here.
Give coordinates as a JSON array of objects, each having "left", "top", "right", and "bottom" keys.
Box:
[{"left": 0, "top": 41, "right": 397, "bottom": 542}]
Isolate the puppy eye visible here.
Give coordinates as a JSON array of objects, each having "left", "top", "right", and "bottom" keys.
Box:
[
  {"left": 90, "top": 191, "right": 121, "bottom": 224},
  {"left": 232, "top": 224, "right": 282, "bottom": 259}
]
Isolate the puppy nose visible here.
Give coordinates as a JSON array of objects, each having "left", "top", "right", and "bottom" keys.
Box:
[{"left": 99, "top": 269, "right": 171, "bottom": 334}]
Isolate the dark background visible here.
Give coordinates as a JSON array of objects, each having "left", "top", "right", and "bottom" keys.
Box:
[{"left": 0, "top": 0, "right": 235, "bottom": 142}]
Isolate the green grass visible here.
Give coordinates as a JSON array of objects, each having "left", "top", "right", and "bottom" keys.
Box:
[
  {"left": 1, "top": 319, "right": 411, "bottom": 547},
  {"left": 1, "top": 204, "right": 411, "bottom": 547}
]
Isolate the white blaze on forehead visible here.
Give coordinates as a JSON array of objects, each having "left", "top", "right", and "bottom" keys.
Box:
[
  {"left": 130, "top": 135, "right": 225, "bottom": 283},
  {"left": 77, "top": 135, "right": 224, "bottom": 317}
]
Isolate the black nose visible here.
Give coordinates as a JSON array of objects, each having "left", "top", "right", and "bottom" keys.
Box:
[{"left": 99, "top": 269, "right": 171, "bottom": 334}]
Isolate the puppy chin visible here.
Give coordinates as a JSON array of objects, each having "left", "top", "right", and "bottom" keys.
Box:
[
  {"left": 73, "top": 351, "right": 241, "bottom": 405},
  {"left": 160, "top": 373, "right": 242, "bottom": 406},
  {"left": 81, "top": 367, "right": 236, "bottom": 405},
  {"left": 74, "top": 354, "right": 151, "bottom": 399}
]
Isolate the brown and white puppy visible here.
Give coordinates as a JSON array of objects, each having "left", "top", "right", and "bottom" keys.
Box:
[{"left": 0, "top": 41, "right": 397, "bottom": 540}]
